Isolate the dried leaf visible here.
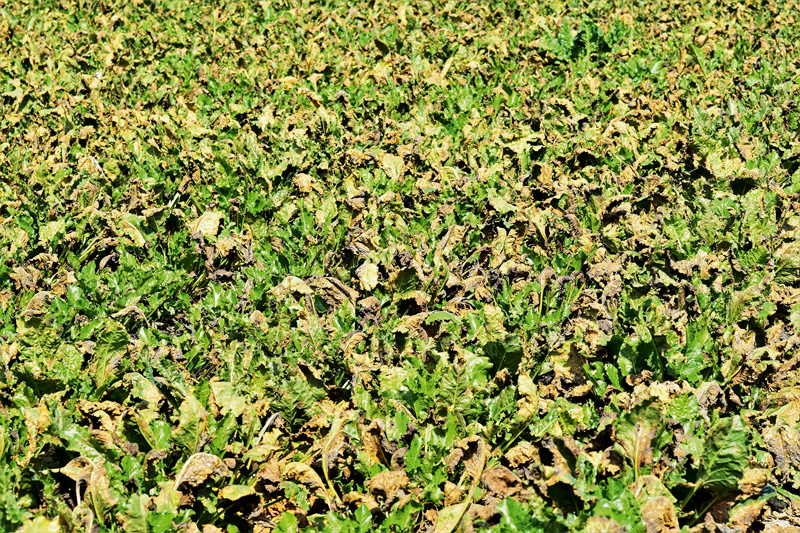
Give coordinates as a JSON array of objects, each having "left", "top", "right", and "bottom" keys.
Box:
[
  {"left": 505, "top": 441, "right": 539, "bottom": 468},
  {"left": 174, "top": 453, "right": 231, "bottom": 489},
  {"left": 282, "top": 462, "right": 328, "bottom": 501},
  {"left": 481, "top": 466, "right": 525, "bottom": 499},
  {"left": 641, "top": 497, "right": 680, "bottom": 533},
  {"left": 762, "top": 423, "right": 800, "bottom": 480},
  {"left": 365, "top": 470, "right": 408, "bottom": 501}
]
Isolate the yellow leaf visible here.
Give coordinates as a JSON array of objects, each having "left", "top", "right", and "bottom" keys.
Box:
[
  {"left": 22, "top": 403, "right": 50, "bottom": 467},
  {"left": 18, "top": 516, "right": 61, "bottom": 533},
  {"left": 356, "top": 262, "right": 379, "bottom": 291},
  {"left": 87, "top": 457, "right": 119, "bottom": 520},
  {"left": 189, "top": 211, "right": 224, "bottom": 238},
  {"left": 124, "top": 373, "right": 164, "bottom": 407},
  {"left": 269, "top": 276, "right": 314, "bottom": 299},
  {"left": 706, "top": 150, "right": 746, "bottom": 179},
  {"left": 55, "top": 457, "right": 94, "bottom": 483},
  {"left": 381, "top": 154, "right": 404, "bottom": 181},
  {"left": 517, "top": 372, "right": 539, "bottom": 420},
  {"left": 219, "top": 485, "right": 255, "bottom": 501},
  {"left": 120, "top": 219, "right": 146, "bottom": 247}
]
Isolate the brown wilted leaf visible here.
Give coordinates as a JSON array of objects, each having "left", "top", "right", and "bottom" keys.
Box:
[
  {"left": 641, "top": 497, "right": 679, "bottom": 533},
  {"left": 22, "top": 290, "right": 53, "bottom": 316},
  {"left": 174, "top": 453, "right": 232, "bottom": 489},
  {"left": 342, "top": 491, "right": 379, "bottom": 511},
  {"left": 762, "top": 423, "right": 800, "bottom": 480},
  {"left": 0, "top": 290, "right": 12, "bottom": 311},
  {"left": 696, "top": 381, "right": 726, "bottom": 412},
  {"left": 281, "top": 462, "right": 326, "bottom": 491},
  {"left": 443, "top": 481, "right": 464, "bottom": 507},
  {"left": 10, "top": 265, "right": 41, "bottom": 291},
  {"left": 448, "top": 435, "right": 487, "bottom": 486},
  {"left": 505, "top": 441, "right": 539, "bottom": 468},
  {"left": 763, "top": 520, "right": 800, "bottom": 533},
  {"left": 359, "top": 419, "right": 393, "bottom": 467},
  {"left": 728, "top": 497, "right": 769, "bottom": 531},
  {"left": 310, "top": 277, "right": 359, "bottom": 309},
  {"left": 341, "top": 332, "right": 369, "bottom": 369},
  {"left": 365, "top": 470, "right": 408, "bottom": 501},
  {"left": 738, "top": 468, "right": 771, "bottom": 496},
  {"left": 551, "top": 343, "right": 591, "bottom": 398},
  {"left": 481, "top": 466, "right": 526, "bottom": 499}
]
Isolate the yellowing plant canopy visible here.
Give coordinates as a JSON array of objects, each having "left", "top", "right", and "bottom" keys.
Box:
[{"left": 1, "top": 0, "right": 800, "bottom": 531}]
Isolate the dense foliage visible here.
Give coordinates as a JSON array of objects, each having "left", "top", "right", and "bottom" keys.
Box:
[{"left": 2, "top": 0, "right": 800, "bottom": 531}]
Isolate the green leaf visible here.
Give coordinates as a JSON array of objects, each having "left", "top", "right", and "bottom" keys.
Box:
[
  {"left": 695, "top": 415, "right": 749, "bottom": 494},
  {"left": 172, "top": 393, "right": 208, "bottom": 454},
  {"left": 682, "top": 415, "right": 749, "bottom": 508},
  {"left": 273, "top": 510, "right": 300, "bottom": 533},
  {"left": 494, "top": 498, "right": 561, "bottom": 532},
  {"left": 53, "top": 343, "right": 84, "bottom": 384},
  {"left": 680, "top": 322, "right": 710, "bottom": 383},
  {"left": 425, "top": 311, "right": 460, "bottom": 324},
  {"left": 121, "top": 494, "right": 149, "bottom": 533},
  {"left": 92, "top": 320, "right": 129, "bottom": 390}
]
